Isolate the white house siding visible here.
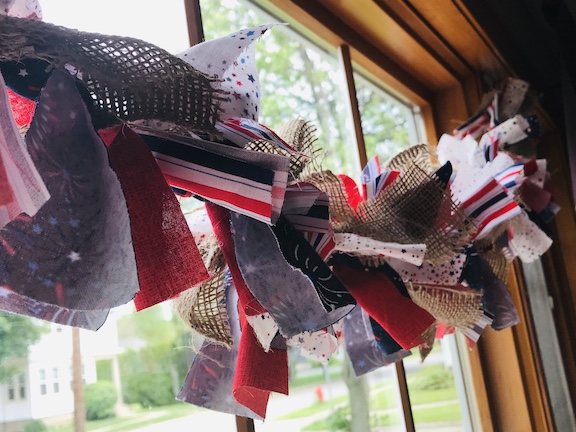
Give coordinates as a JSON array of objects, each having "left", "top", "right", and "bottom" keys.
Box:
[{"left": 1, "top": 314, "right": 122, "bottom": 429}]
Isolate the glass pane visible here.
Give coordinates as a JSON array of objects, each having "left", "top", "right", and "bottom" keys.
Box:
[
  {"left": 201, "top": 0, "right": 358, "bottom": 177},
  {"left": 405, "top": 337, "right": 465, "bottom": 431},
  {"left": 355, "top": 75, "right": 419, "bottom": 163}
]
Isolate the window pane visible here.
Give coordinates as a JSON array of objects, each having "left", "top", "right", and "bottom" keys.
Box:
[
  {"left": 19, "top": 374, "right": 26, "bottom": 399},
  {"left": 355, "top": 75, "right": 419, "bottom": 162},
  {"left": 405, "top": 338, "right": 465, "bottom": 431},
  {"left": 201, "top": 0, "right": 358, "bottom": 177},
  {"left": 40, "top": 384, "right": 47, "bottom": 396},
  {"left": 39, "top": 369, "right": 45, "bottom": 381}
]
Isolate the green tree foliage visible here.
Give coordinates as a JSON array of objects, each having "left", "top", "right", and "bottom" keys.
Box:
[
  {"left": 0, "top": 312, "right": 46, "bottom": 381},
  {"left": 84, "top": 381, "right": 118, "bottom": 420},
  {"left": 123, "top": 372, "right": 175, "bottom": 408},
  {"left": 23, "top": 420, "right": 47, "bottom": 432},
  {"left": 117, "top": 306, "right": 193, "bottom": 405}
]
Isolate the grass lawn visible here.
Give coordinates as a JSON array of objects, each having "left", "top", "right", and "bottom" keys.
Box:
[
  {"left": 413, "top": 402, "right": 462, "bottom": 423},
  {"left": 46, "top": 403, "right": 197, "bottom": 432},
  {"left": 299, "top": 364, "right": 461, "bottom": 430}
]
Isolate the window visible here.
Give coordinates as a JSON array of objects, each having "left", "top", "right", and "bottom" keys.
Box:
[
  {"left": 7, "top": 379, "right": 15, "bottom": 401},
  {"left": 39, "top": 368, "right": 47, "bottom": 395},
  {"left": 33, "top": 1, "right": 479, "bottom": 431},
  {"left": 19, "top": 373, "right": 26, "bottom": 399}
]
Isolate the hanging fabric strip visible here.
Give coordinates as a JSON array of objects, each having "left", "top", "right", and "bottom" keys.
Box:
[
  {"left": 460, "top": 310, "right": 494, "bottom": 346},
  {"left": 334, "top": 233, "right": 426, "bottom": 266},
  {"left": 215, "top": 117, "right": 302, "bottom": 154},
  {"left": 493, "top": 162, "right": 525, "bottom": 192},
  {"left": 232, "top": 213, "right": 354, "bottom": 337},
  {"left": 101, "top": 125, "right": 209, "bottom": 311},
  {"left": 283, "top": 183, "right": 335, "bottom": 260},
  {"left": 370, "top": 316, "right": 404, "bottom": 356},
  {"left": 463, "top": 249, "right": 519, "bottom": 330},
  {"left": 0, "top": 71, "right": 139, "bottom": 311},
  {"left": 360, "top": 155, "right": 400, "bottom": 199},
  {"left": 287, "top": 326, "right": 340, "bottom": 365},
  {"left": 343, "top": 306, "right": 411, "bottom": 376},
  {"left": 270, "top": 216, "right": 357, "bottom": 313},
  {"left": 178, "top": 282, "right": 261, "bottom": 419},
  {"left": 508, "top": 213, "right": 553, "bottom": 262},
  {"left": 6, "top": 87, "right": 35, "bottom": 128},
  {"left": 385, "top": 253, "right": 467, "bottom": 286},
  {"left": 205, "top": 203, "right": 288, "bottom": 419},
  {"left": 136, "top": 130, "right": 289, "bottom": 225},
  {"left": 178, "top": 24, "right": 277, "bottom": 121},
  {"left": 459, "top": 178, "right": 522, "bottom": 239},
  {"left": 0, "top": 72, "right": 49, "bottom": 228},
  {"left": 332, "top": 263, "right": 435, "bottom": 350},
  {"left": 0, "top": 286, "right": 108, "bottom": 330},
  {"left": 453, "top": 111, "right": 490, "bottom": 140}
]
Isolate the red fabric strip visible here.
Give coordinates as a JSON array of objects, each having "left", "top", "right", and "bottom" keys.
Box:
[
  {"left": 332, "top": 264, "right": 435, "bottom": 350},
  {"left": 163, "top": 173, "right": 273, "bottom": 222},
  {"left": 7, "top": 88, "right": 35, "bottom": 128},
  {"left": 205, "top": 203, "right": 288, "bottom": 419},
  {"left": 103, "top": 125, "right": 209, "bottom": 310}
]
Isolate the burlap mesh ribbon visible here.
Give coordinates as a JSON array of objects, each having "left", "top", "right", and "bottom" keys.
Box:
[
  {"left": 0, "top": 15, "right": 224, "bottom": 131},
  {"left": 246, "top": 119, "right": 320, "bottom": 182},
  {"left": 173, "top": 234, "right": 233, "bottom": 347},
  {"left": 305, "top": 163, "right": 474, "bottom": 264},
  {"left": 480, "top": 248, "right": 512, "bottom": 282},
  {"left": 407, "top": 283, "right": 484, "bottom": 329},
  {"left": 385, "top": 144, "right": 436, "bottom": 173}
]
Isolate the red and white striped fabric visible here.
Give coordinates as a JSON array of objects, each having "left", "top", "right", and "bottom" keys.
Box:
[
  {"left": 0, "top": 74, "right": 50, "bottom": 229},
  {"left": 360, "top": 155, "right": 400, "bottom": 199},
  {"left": 216, "top": 117, "right": 303, "bottom": 154},
  {"left": 137, "top": 130, "right": 290, "bottom": 225},
  {"left": 453, "top": 112, "right": 490, "bottom": 140},
  {"left": 494, "top": 162, "right": 525, "bottom": 192},
  {"left": 462, "top": 310, "right": 494, "bottom": 347},
  {"left": 482, "top": 130, "right": 500, "bottom": 162},
  {"left": 282, "top": 183, "right": 335, "bottom": 260},
  {"left": 460, "top": 178, "right": 522, "bottom": 239}
]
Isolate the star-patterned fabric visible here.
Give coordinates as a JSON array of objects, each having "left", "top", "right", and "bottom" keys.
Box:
[
  {"left": 0, "top": 71, "right": 139, "bottom": 310},
  {"left": 178, "top": 25, "right": 276, "bottom": 121}
]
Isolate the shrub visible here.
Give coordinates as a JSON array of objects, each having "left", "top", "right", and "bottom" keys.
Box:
[
  {"left": 24, "top": 420, "right": 47, "bottom": 432},
  {"left": 328, "top": 407, "right": 351, "bottom": 432},
  {"left": 412, "top": 366, "right": 455, "bottom": 391},
  {"left": 84, "top": 381, "right": 118, "bottom": 420},
  {"left": 123, "top": 372, "right": 174, "bottom": 408}
]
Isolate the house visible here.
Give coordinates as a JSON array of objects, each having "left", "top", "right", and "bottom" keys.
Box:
[{"left": 0, "top": 315, "right": 123, "bottom": 432}]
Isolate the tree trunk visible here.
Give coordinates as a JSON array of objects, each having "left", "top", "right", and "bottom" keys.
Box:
[
  {"left": 72, "top": 327, "right": 86, "bottom": 432},
  {"left": 343, "top": 352, "right": 371, "bottom": 432}
]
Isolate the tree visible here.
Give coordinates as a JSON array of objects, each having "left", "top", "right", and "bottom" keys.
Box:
[
  {"left": 117, "top": 305, "right": 192, "bottom": 400},
  {"left": 0, "top": 312, "right": 45, "bottom": 381}
]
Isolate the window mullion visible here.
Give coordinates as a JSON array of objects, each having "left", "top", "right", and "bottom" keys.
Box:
[
  {"left": 338, "top": 44, "right": 368, "bottom": 169},
  {"left": 184, "top": 0, "right": 205, "bottom": 46},
  {"left": 395, "top": 361, "right": 416, "bottom": 432}
]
